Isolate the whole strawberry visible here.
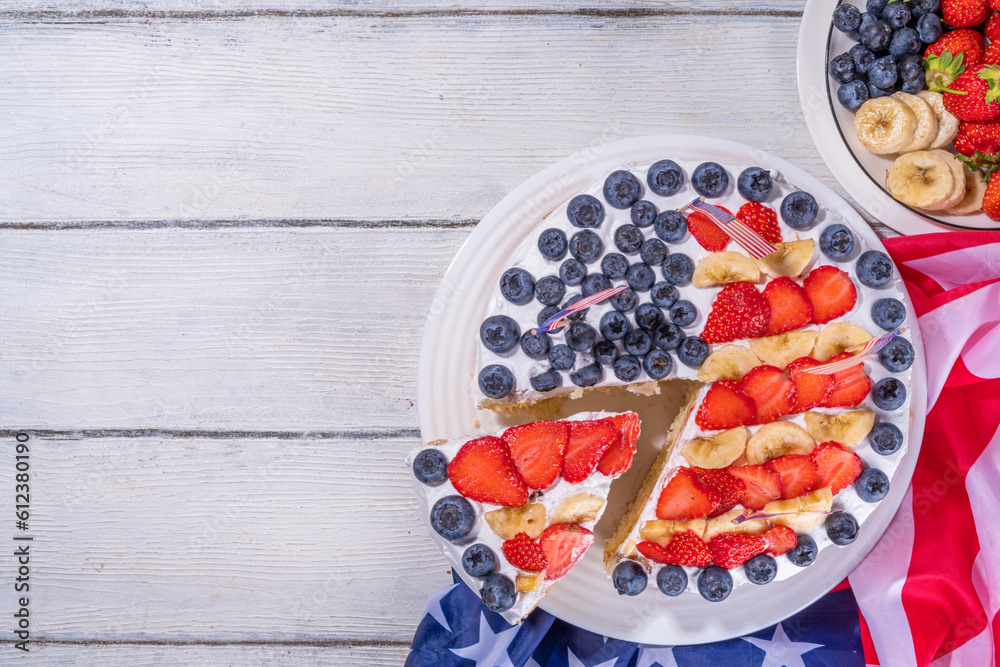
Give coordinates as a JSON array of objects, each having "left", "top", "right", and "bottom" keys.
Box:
[
  {"left": 992, "top": 0, "right": 1000, "bottom": 9},
  {"left": 984, "top": 40, "right": 1000, "bottom": 66},
  {"left": 943, "top": 65, "right": 1000, "bottom": 121},
  {"left": 987, "top": 12, "right": 1000, "bottom": 40},
  {"left": 953, "top": 119, "right": 1000, "bottom": 155},
  {"left": 925, "top": 28, "right": 985, "bottom": 65},
  {"left": 942, "top": 0, "right": 990, "bottom": 27},
  {"left": 924, "top": 51, "right": 968, "bottom": 92},
  {"left": 983, "top": 171, "right": 1000, "bottom": 219}
]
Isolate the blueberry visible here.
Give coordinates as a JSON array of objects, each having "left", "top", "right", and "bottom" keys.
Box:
[
  {"left": 861, "top": 19, "right": 892, "bottom": 52},
  {"left": 499, "top": 268, "right": 535, "bottom": 305},
  {"left": 868, "top": 54, "right": 898, "bottom": 90},
  {"left": 788, "top": 534, "right": 818, "bottom": 567},
  {"left": 602, "top": 253, "right": 629, "bottom": 280},
  {"left": 537, "top": 305, "right": 560, "bottom": 328},
  {"left": 819, "top": 223, "right": 855, "bottom": 260},
  {"left": 868, "top": 82, "right": 895, "bottom": 98},
  {"left": 916, "top": 10, "right": 942, "bottom": 43},
  {"left": 656, "top": 564, "right": 688, "bottom": 596},
  {"left": 624, "top": 329, "right": 653, "bottom": 357},
  {"left": 530, "top": 368, "right": 562, "bottom": 392},
  {"left": 697, "top": 566, "right": 734, "bottom": 602},
  {"left": 462, "top": 544, "right": 496, "bottom": 577},
  {"left": 567, "top": 194, "right": 605, "bottom": 228},
  {"left": 643, "top": 349, "right": 673, "bottom": 380},
  {"left": 652, "top": 322, "right": 684, "bottom": 351},
  {"left": 857, "top": 11, "right": 878, "bottom": 36},
  {"left": 901, "top": 77, "right": 925, "bottom": 94},
  {"left": 560, "top": 294, "right": 588, "bottom": 323},
  {"left": 889, "top": 27, "right": 921, "bottom": 59},
  {"left": 745, "top": 554, "right": 778, "bottom": 585},
  {"left": 614, "top": 224, "right": 644, "bottom": 254},
  {"left": 869, "top": 421, "right": 903, "bottom": 455},
  {"left": 826, "top": 510, "right": 860, "bottom": 546},
  {"left": 480, "top": 315, "right": 521, "bottom": 353},
  {"left": 838, "top": 80, "right": 871, "bottom": 111},
  {"left": 413, "top": 449, "right": 448, "bottom": 485},
  {"left": 569, "top": 230, "right": 603, "bottom": 264},
  {"left": 604, "top": 170, "right": 643, "bottom": 209},
  {"left": 670, "top": 300, "right": 697, "bottom": 327},
  {"left": 560, "top": 258, "right": 587, "bottom": 286},
  {"left": 850, "top": 44, "right": 876, "bottom": 75},
  {"left": 737, "top": 167, "right": 773, "bottom": 202},
  {"left": 631, "top": 200, "right": 658, "bottom": 227},
  {"left": 612, "top": 560, "right": 648, "bottom": 596},
  {"left": 639, "top": 238, "right": 667, "bottom": 266},
  {"left": 625, "top": 263, "right": 656, "bottom": 292},
  {"left": 538, "top": 228, "right": 568, "bottom": 260},
  {"left": 833, "top": 3, "right": 862, "bottom": 31},
  {"left": 430, "top": 495, "right": 476, "bottom": 541},
  {"left": 566, "top": 322, "right": 597, "bottom": 351},
  {"left": 534, "top": 275, "right": 566, "bottom": 306},
  {"left": 879, "top": 337, "right": 914, "bottom": 372},
  {"left": 647, "top": 159, "right": 685, "bottom": 197},
  {"left": 855, "top": 468, "right": 890, "bottom": 502},
  {"left": 548, "top": 344, "right": 576, "bottom": 370},
  {"left": 593, "top": 340, "right": 619, "bottom": 365},
  {"left": 898, "top": 53, "right": 924, "bottom": 83},
  {"left": 881, "top": 0, "right": 911, "bottom": 29},
  {"left": 520, "top": 330, "right": 551, "bottom": 360},
  {"left": 781, "top": 191, "right": 819, "bottom": 229},
  {"left": 635, "top": 303, "right": 663, "bottom": 331},
  {"left": 857, "top": 250, "right": 893, "bottom": 287},
  {"left": 480, "top": 573, "right": 516, "bottom": 612},
  {"left": 600, "top": 310, "right": 631, "bottom": 341},
  {"left": 610, "top": 287, "right": 638, "bottom": 312},
  {"left": 829, "top": 53, "right": 856, "bottom": 83},
  {"left": 661, "top": 253, "right": 695, "bottom": 285},
  {"left": 613, "top": 354, "right": 642, "bottom": 381},
  {"left": 654, "top": 210, "right": 687, "bottom": 243},
  {"left": 570, "top": 362, "right": 603, "bottom": 387},
  {"left": 872, "top": 377, "right": 907, "bottom": 410},
  {"left": 581, "top": 272, "right": 611, "bottom": 297},
  {"left": 650, "top": 281, "right": 680, "bottom": 309},
  {"left": 677, "top": 336, "right": 710, "bottom": 367},
  {"left": 871, "top": 297, "right": 906, "bottom": 330},
  {"left": 866, "top": 0, "right": 888, "bottom": 19},
  {"left": 692, "top": 162, "right": 730, "bottom": 198},
  {"left": 916, "top": 0, "right": 940, "bottom": 13},
  {"left": 478, "top": 364, "right": 514, "bottom": 399}
]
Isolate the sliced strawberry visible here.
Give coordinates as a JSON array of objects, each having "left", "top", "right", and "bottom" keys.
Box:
[
  {"left": 695, "top": 380, "right": 756, "bottom": 431},
  {"left": 639, "top": 530, "right": 713, "bottom": 567},
  {"left": 766, "top": 455, "right": 819, "bottom": 499},
  {"left": 786, "top": 357, "right": 834, "bottom": 413},
  {"left": 538, "top": 523, "right": 594, "bottom": 580},
  {"left": 562, "top": 419, "right": 617, "bottom": 483},
  {"left": 656, "top": 468, "right": 721, "bottom": 521},
  {"left": 687, "top": 206, "right": 732, "bottom": 252},
  {"left": 502, "top": 532, "right": 548, "bottom": 571},
  {"left": 763, "top": 525, "right": 797, "bottom": 556},
  {"left": 739, "top": 365, "right": 797, "bottom": 424},
  {"left": 762, "top": 277, "right": 813, "bottom": 335},
  {"left": 811, "top": 442, "right": 863, "bottom": 495},
  {"left": 701, "top": 282, "right": 770, "bottom": 344},
  {"left": 708, "top": 533, "right": 767, "bottom": 569},
  {"left": 502, "top": 420, "right": 569, "bottom": 490},
  {"left": 694, "top": 467, "right": 746, "bottom": 517},
  {"left": 824, "top": 352, "right": 873, "bottom": 408},
  {"left": 597, "top": 412, "right": 641, "bottom": 477},
  {"left": 803, "top": 265, "right": 857, "bottom": 324},
  {"left": 448, "top": 436, "right": 528, "bottom": 507},
  {"left": 736, "top": 202, "right": 782, "bottom": 244},
  {"left": 728, "top": 464, "right": 782, "bottom": 510}
]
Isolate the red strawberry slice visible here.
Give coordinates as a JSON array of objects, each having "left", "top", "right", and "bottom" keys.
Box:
[
  {"left": 656, "top": 468, "right": 721, "bottom": 521},
  {"left": 736, "top": 202, "right": 782, "bottom": 244},
  {"left": 687, "top": 205, "right": 732, "bottom": 252},
  {"left": 740, "top": 365, "right": 797, "bottom": 425},
  {"left": 638, "top": 531, "right": 713, "bottom": 567},
  {"left": 811, "top": 442, "right": 864, "bottom": 495},
  {"left": 502, "top": 532, "right": 548, "bottom": 571},
  {"left": 562, "top": 419, "right": 618, "bottom": 483},
  {"left": 728, "top": 464, "right": 782, "bottom": 510},
  {"left": 762, "top": 277, "right": 813, "bottom": 336},
  {"left": 708, "top": 533, "right": 767, "bottom": 569},
  {"left": 597, "top": 412, "right": 641, "bottom": 477},
  {"left": 701, "top": 282, "right": 770, "bottom": 344},
  {"left": 694, "top": 467, "right": 747, "bottom": 517},
  {"left": 695, "top": 380, "right": 756, "bottom": 431},
  {"left": 803, "top": 265, "right": 857, "bottom": 324},
  {"left": 448, "top": 436, "right": 528, "bottom": 507},
  {"left": 763, "top": 526, "right": 797, "bottom": 556},
  {"left": 538, "top": 523, "right": 594, "bottom": 580},
  {"left": 786, "top": 357, "right": 834, "bottom": 413},
  {"left": 502, "top": 420, "right": 569, "bottom": 490},
  {"left": 765, "top": 455, "right": 819, "bottom": 500},
  {"left": 824, "top": 352, "right": 873, "bottom": 408}
]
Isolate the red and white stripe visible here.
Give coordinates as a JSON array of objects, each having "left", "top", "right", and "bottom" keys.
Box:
[
  {"left": 687, "top": 198, "right": 779, "bottom": 259},
  {"left": 802, "top": 329, "right": 902, "bottom": 375},
  {"left": 533, "top": 285, "right": 628, "bottom": 334}
]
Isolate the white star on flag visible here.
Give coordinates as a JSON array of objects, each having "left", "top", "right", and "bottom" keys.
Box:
[
  {"left": 741, "top": 622, "right": 823, "bottom": 667},
  {"left": 635, "top": 645, "right": 678, "bottom": 667},
  {"left": 567, "top": 648, "right": 620, "bottom": 667},
  {"left": 425, "top": 583, "right": 458, "bottom": 633},
  {"left": 449, "top": 611, "right": 520, "bottom": 667}
]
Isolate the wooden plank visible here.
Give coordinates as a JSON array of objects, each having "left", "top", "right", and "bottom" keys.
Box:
[{"left": 30, "top": 644, "right": 411, "bottom": 666}]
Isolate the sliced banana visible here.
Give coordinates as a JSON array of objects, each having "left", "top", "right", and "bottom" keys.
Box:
[
  {"left": 703, "top": 508, "right": 770, "bottom": 541},
  {"left": 916, "top": 90, "right": 960, "bottom": 150},
  {"left": 855, "top": 97, "right": 917, "bottom": 155},
  {"left": 804, "top": 410, "right": 876, "bottom": 447},
  {"left": 763, "top": 487, "right": 834, "bottom": 532},
  {"left": 887, "top": 150, "right": 956, "bottom": 209},
  {"left": 697, "top": 345, "right": 761, "bottom": 382},
  {"left": 745, "top": 421, "right": 816, "bottom": 465},
  {"left": 692, "top": 251, "right": 761, "bottom": 288},
  {"left": 640, "top": 518, "right": 707, "bottom": 546},
  {"left": 942, "top": 164, "right": 987, "bottom": 215},
  {"left": 484, "top": 503, "right": 546, "bottom": 540},
  {"left": 749, "top": 331, "right": 818, "bottom": 369},
  {"left": 549, "top": 493, "right": 605, "bottom": 524},
  {"left": 927, "top": 149, "right": 969, "bottom": 210},
  {"left": 755, "top": 239, "right": 815, "bottom": 278},
  {"left": 812, "top": 322, "right": 873, "bottom": 362},
  {"left": 892, "top": 91, "right": 939, "bottom": 153},
  {"left": 682, "top": 426, "right": 749, "bottom": 469}
]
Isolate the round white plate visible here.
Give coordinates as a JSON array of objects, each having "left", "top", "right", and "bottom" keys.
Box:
[
  {"left": 798, "top": 0, "right": 1000, "bottom": 234},
  {"left": 417, "top": 135, "right": 926, "bottom": 644}
]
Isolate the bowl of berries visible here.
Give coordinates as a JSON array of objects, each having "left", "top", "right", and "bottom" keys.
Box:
[{"left": 798, "top": 0, "right": 1000, "bottom": 233}]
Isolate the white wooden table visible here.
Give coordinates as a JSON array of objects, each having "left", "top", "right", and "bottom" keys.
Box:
[{"left": 0, "top": 1, "right": 896, "bottom": 663}]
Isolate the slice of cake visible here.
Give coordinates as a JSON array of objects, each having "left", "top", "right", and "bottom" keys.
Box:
[{"left": 407, "top": 411, "right": 640, "bottom": 622}]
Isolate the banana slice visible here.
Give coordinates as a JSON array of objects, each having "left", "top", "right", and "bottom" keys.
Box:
[
  {"left": 484, "top": 503, "right": 546, "bottom": 540},
  {"left": 755, "top": 239, "right": 815, "bottom": 278},
  {"left": 697, "top": 345, "right": 761, "bottom": 382},
  {"left": 692, "top": 251, "right": 761, "bottom": 288},
  {"left": 549, "top": 493, "right": 605, "bottom": 524},
  {"left": 926, "top": 149, "right": 969, "bottom": 210},
  {"left": 855, "top": 97, "right": 917, "bottom": 155},
  {"left": 917, "top": 90, "right": 960, "bottom": 150},
  {"left": 762, "top": 487, "right": 834, "bottom": 532},
  {"left": 942, "top": 164, "right": 987, "bottom": 215},
  {"left": 703, "top": 508, "right": 770, "bottom": 541},
  {"left": 517, "top": 571, "right": 546, "bottom": 592},
  {"left": 640, "top": 518, "right": 707, "bottom": 546},
  {"left": 812, "top": 322, "right": 873, "bottom": 362},
  {"left": 804, "top": 410, "right": 876, "bottom": 447},
  {"left": 892, "top": 91, "right": 939, "bottom": 153},
  {"left": 749, "top": 331, "right": 818, "bottom": 369},
  {"left": 887, "top": 150, "right": 956, "bottom": 209},
  {"left": 682, "top": 426, "right": 749, "bottom": 469},
  {"left": 745, "top": 421, "right": 816, "bottom": 465}
]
